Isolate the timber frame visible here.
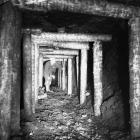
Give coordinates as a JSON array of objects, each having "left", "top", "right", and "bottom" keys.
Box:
[{"left": 31, "top": 33, "right": 112, "bottom": 50}]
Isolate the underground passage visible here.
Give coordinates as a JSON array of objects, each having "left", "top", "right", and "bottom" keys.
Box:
[{"left": 1, "top": 0, "right": 140, "bottom": 140}]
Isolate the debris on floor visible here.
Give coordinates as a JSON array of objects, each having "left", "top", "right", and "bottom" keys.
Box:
[{"left": 21, "top": 89, "right": 130, "bottom": 140}]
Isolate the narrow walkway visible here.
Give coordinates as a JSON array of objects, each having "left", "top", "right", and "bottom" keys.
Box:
[{"left": 21, "top": 90, "right": 129, "bottom": 140}]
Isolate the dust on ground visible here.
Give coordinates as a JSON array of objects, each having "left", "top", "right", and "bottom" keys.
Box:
[{"left": 20, "top": 89, "right": 130, "bottom": 140}]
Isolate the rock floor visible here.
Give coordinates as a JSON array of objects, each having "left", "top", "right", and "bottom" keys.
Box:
[{"left": 21, "top": 89, "right": 130, "bottom": 140}]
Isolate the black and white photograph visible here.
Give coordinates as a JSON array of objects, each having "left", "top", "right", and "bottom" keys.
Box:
[{"left": 0, "top": 0, "right": 140, "bottom": 139}]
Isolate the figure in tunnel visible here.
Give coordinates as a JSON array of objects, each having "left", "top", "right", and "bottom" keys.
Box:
[
  {"left": 43, "top": 59, "right": 56, "bottom": 92},
  {"left": 45, "top": 74, "right": 55, "bottom": 91}
]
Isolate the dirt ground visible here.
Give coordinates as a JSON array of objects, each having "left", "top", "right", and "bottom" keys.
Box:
[{"left": 20, "top": 89, "right": 130, "bottom": 140}]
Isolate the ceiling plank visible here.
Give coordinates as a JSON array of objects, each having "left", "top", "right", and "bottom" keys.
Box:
[
  {"left": 43, "top": 54, "right": 73, "bottom": 59},
  {"left": 32, "top": 32, "right": 112, "bottom": 42},
  {"left": 40, "top": 49, "right": 79, "bottom": 55},
  {"left": 36, "top": 42, "right": 89, "bottom": 50}
]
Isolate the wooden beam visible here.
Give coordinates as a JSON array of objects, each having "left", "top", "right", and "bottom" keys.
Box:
[
  {"left": 32, "top": 33, "right": 111, "bottom": 42},
  {"left": 31, "top": 42, "right": 36, "bottom": 114},
  {"left": 68, "top": 58, "right": 72, "bottom": 95},
  {"left": 38, "top": 42, "right": 89, "bottom": 50},
  {"left": 12, "top": 0, "right": 140, "bottom": 19},
  {"left": 60, "top": 67, "right": 62, "bottom": 89},
  {"left": 43, "top": 58, "right": 64, "bottom": 61},
  {"left": 40, "top": 49, "right": 79, "bottom": 56},
  {"left": 34, "top": 44, "right": 39, "bottom": 107},
  {"left": 44, "top": 55, "right": 73, "bottom": 59},
  {"left": 39, "top": 54, "right": 43, "bottom": 87},
  {"left": 80, "top": 49, "right": 88, "bottom": 104},
  {"left": 23, "top": 33, "right": 34, "bottom": 121},
  {"left": 72, "top": 57, "right": 77, "bottom": 95},
  {"left": 129, "top": 17, "right": 140, "bottom": 139},
  {"left": 62, "top": 59, "right": 66, "bottom": 90},
  {"left": 76, "top": 55, "right": 79, "bottom": 87},
  {"left": 93, "top": 41, "right": 103, "bottom": 116}
]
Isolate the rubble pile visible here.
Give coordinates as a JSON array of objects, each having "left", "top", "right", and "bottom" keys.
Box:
[{"left": 21, "top": 90, "right": 130, "bottom": 140}]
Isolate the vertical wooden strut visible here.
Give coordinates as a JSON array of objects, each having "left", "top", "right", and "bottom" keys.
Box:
[
  {"left": 60, "top": 65, "right": 62, "bottom": 89},
  {"left": 68, "top": 58, "right": 72, "bottom": 95},
  {"left": 80, "top": 49, "right": 88, "bottom": 104},
  {"left": 39, "top": 54, "right": 43, "bottom": 87},
  {"left": 129, "top": 17, "right": 140, "bottom": 139},
  {"left": 72, "top": 57, "right": 77, "bottom": 95},
  {"left": 0, "top": 2, "right": 22, "bottom": 139},
  {"left": 93, "top": 41, "right": 103, "bottom": 116},
  {"left": 76, "top": 55, "right": 79, "bottom": 87},
  {"left": 59, "top": 67, "right": 62, "bottom": 89},
  {"left": 23, "top": 32, "right": 33, "bottom": 120},
  {"left": 34, "top": 44, "right": 39, "bottom": 106},
  {"left": 31, "top": 42, "right": 35, "bottom": 114},
  {"left": 62, "top": 59, "right": 66, "bottom": 90}
]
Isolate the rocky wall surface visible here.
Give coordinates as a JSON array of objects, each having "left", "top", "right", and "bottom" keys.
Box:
[{"left": 101, "top": 29, "right": 129, "bottom": 130}]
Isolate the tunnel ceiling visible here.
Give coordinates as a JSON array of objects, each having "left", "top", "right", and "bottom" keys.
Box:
[
  {"left": 20, "top": 0, "right": 137, "bottom": 34},
  {"left": 23, "top": 10, "right": 128, "bottom": 34}
]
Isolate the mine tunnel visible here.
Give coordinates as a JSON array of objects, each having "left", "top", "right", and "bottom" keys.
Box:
[{"left": 0, "top": 0, "right": 140, "bottom": 140}]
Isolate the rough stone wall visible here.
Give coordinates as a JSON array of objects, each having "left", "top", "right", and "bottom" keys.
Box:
[
  {"left": 0, "top": 2, "right": 22, "bottom": 139},
  {"left": 100, "top": 21, "right": 129, "bottom": 130}
]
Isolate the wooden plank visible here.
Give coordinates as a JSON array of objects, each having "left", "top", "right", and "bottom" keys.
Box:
[
  {"left": 68, "top": 58, "right": 72, "bottom": 95},
  {"left": 40, "top": 49, "right": 79, "bottom": 56},
  {"left": 37, "top": 42, "right": 89, "bottom": 50},
  {"left": 39, "top": 54, "right": 43, "bottom": 87},
  {"left": 32, "top": 33, "right": 112, "bottom": 42},
  {"left": 43, "top": 58, "right": 64, "bottom": 61},
  {"left": 12, "top": 0, "right": 140, "bottom": 19},
  {"left": 62, "top": 59, "right": 66, "bottom": 90},
  {"left": 93, "top": 41, "right": 103, "bottom": 116},
  {"left": 23, "top": 33, "right": 33, "bottom": 120},
  {"left": 44, "top": 55, "right": 73, "bottom": 59},
  {"left": 80, "top": 49, "right": 87, "bottom": 104},
  {"left": 76, "top": 55, "right": 79, "bottom": 87},
  {"left": 31, "top": 42, "right": 36, "bottom": 114},
  {"left": 34, "top": 44, "right": 39, "bottom": 107},
  {"left": 129, "top": 17, "right": 140, "bottom": 139}
]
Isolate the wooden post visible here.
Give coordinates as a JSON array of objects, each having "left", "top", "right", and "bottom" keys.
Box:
[
  {"left": 57, "top": 68, "right": 59, "bottom": 87},
  {"left": 72, "top": 57, "right": 77, "bottom": 95},
  {"left": 129, "top": 17, "right": 140, "bottom": 139},
  {"left": 65, "top": 59, "right": 68, "bottom": 91},
  {"left": 80, "top": 49, "right": 88, "bottom": 104},
  {"left": 58, "top": 68, "right": 60, "bottom": 88},
  {"left": 93, "top": 41, "right": 103, "bottom": 116},
  {"left": 68, "top": 58, "right": 72, "bottom": 95},
  {"left": 39, "top": 54, "right": 43, "bottom": 87},
  {"left": 23, "top": 32, "right": 33, "bottom": 120},
  {"left": 31, "top": 42, "right": 35, "bottom": 114},
  {"left": 34, "top": 44, "right": 39, "bottom": 107},
  {"left": 0, "top": 2, "right": 22, "bottom": 139},
  {"left": 60, "top": 66, "right": 62, "bottom": 89},
  {"left": 76, "top": 55, "right": 79, "bottom": 87},
  {"left": 62, "top": 59, "right": 66, "bottom": 90}
]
